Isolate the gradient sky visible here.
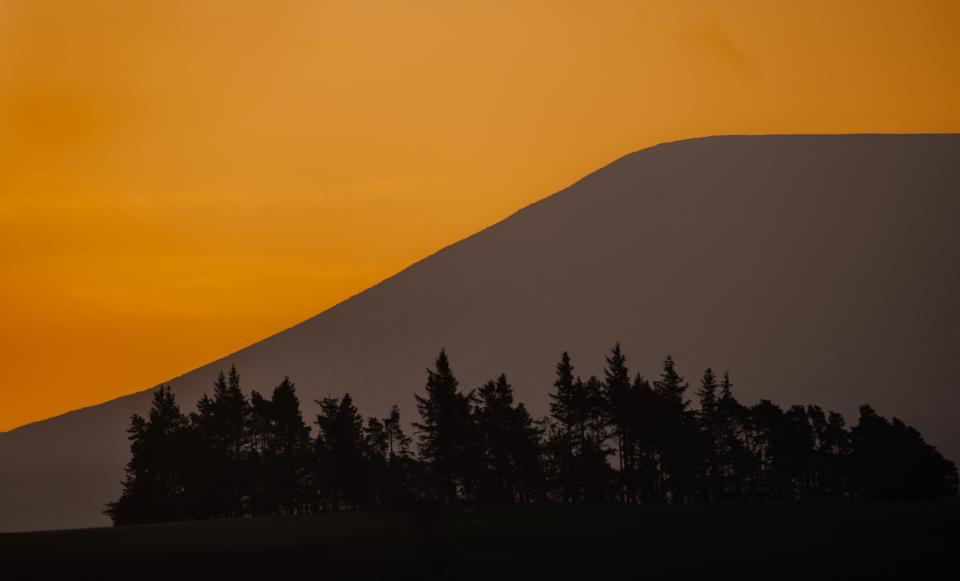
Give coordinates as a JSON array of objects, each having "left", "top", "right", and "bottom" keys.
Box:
[{"left": 1, "top": 0, "right": 958, "bottom": 431}]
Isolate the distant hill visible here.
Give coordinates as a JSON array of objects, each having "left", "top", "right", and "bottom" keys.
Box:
[{"left": 2, "top": 134, "right": 958, "bottom": 532}]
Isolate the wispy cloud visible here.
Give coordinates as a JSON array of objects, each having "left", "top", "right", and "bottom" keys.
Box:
[{"left": 688, "top": 17, "right": 757, "bottom": 81}]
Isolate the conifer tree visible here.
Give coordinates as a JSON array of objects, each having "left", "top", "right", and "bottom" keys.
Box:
[
  {"left": 315, "top": 393, "right": 367, "bottom": 509},
  {"left": 476, "top": 374, "right": 517, "bottom": 502},
  {"left": 850, "top": 405, "right": 959, "bottom": 500},
  {"left": 364, "top": 416, "right": 389, "bottom": 506},
  {"left": 582, "top": 375, "right": 613, "bottom": 502},
  {"left": 383, "top": 404, "right": 412, "bottom": 459},
  {"left": 413, "top": 349, "right": 475, "bottom": 502},
  {"left": 105, "top": 386, "right": 192, "bottom": 525},
  {"left": 696, "top": 367, "right": 720, "bottom": 499},
  {"left": 266, "top": 377, "right": 312, "bottom": 514},
  {"left": 629, "top": 373, "right": 660, "bottom": 502},
  {"left": 381, "top": 404, "right": 415, "bottom": 506},
  {"left": 714, "top": 372, "right": 752, "bottom": 499},
  {"left": 653, "top": 356, "right": 697, "bottom": 502},
  {"left": 697, "top": 368, "right": 718, "bottom": 417},
  {"left": 312, "top": 396, "right": 339, "bottom": 509},
  {"left": 189, "top": 367, "right": 250, "bottom": 517},
  {"left": 474, "top": 374, "right": 543, "bottom": 503},
  {"left": 511, "top": 402, "right": 544, "bottom": 502},
  {"left": 549, "top": 352, "right": 577, "bottom": 436},
  {"left": 546, "top": 352, "right": 579, "bottom": 502},
  {"left": 816, "top": 408, "right": 851, "bottom": 499},
  {"left": 603, "top": 343, "right": 632, "bottom": 483}
]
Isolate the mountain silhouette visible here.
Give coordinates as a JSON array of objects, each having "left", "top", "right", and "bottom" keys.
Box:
[{"left": 1, "top": 134, "right": 958, "bottom": 531}]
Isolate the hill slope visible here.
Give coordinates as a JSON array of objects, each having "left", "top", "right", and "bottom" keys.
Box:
[{"left": 2, "top": 134, "right": 958, "bottom": 531}]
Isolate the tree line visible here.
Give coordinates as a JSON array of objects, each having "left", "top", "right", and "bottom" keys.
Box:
[{"left": 106, "top": 346, "right": 958, "bottom": 524}]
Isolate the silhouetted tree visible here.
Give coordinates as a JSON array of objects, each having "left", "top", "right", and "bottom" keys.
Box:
[
  {"left": 850, "top": 405, "right": 959, "bottom": 500},
  {"left": 653, "top": 356, "right": 698, "bottom": 502},
  {"left": 511, "top": 402, "right": 545, "bottom": 502},
  {"left": 806, "top": 405, "right": 850, "bottom": 499},
  {"left": 474, "top": 374, "right": 543, "bottom": 503},
  {"left": 603, "top": 343, "right": 633, "bottom": 501},
  {"left": 627, "top": 373, "right": 661, "bottom": 502},
  {"left": 549, "top": 352, "right": 576, "bottom": 432},
  {"left": 546, "top": 352, "right": 579, "bottom": 502},
  {"left": 714, "top": 372, "right": 753, "bottom": 499},
  {"left": 380, "top": 404, "right": 417, "bottom": 507},
  {"left": 781, "top": 404, "right": 817, "bottom": 499},
  {"left": 259, "top": 377, "right": 312, "bottom": 514},
  {"left": 581, "top": 375, "right": 614, "bottom": 502},
  {"left": 189, "top": 366, "right": 250, "bottom": 518},
  {"left": 414, "top": 349, "right": 476, "bottom": 503},
  {"left": 105, "top": 386, "right": 192, "bottom": 525},
  {"left": 696, "top": 367, "right": 721, "bottom": 500},
  {"left": 363, "top": 416, "right": 389, "bottom": 506},
  {"left": 315, "top": 393, "right": 368, "bottom": 509},
  {"left": 746, "top": 399, "right": 787, "bottom": 499}
]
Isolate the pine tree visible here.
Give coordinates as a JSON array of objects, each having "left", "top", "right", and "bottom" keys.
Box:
[
  {"left": 547, "top": 352, "right": 578, "bottom": 502},
  {"left": 364, "top": 416, "right": 389, "bottom": 506},
  {"left": 697, "top": 368, "right": 718, "bottom": 417},
  {"left": 655, "top": 355, "right": 689, "bottom": 410},
  {"left": 267, "top": 376, "right": 312, "bottom": 514},
  {"left": 104, "top": 413, "right": 151, "bottom": 525},
  {"left": 315, "top": 393, "right": 367, "bottom": 509},
  {"left": 602, "top": 343, "right": 632, "bottom": 486},
  {"left": 747, "top": 399, "right": 794, "bottom": 499},
  {"left": 629, "top": 373, "right": 660, "bottom": 502},
  {"left": 313, "top": 396, "right": 340, "bottom": 510},
  {"left": 188, "top": 367, "right": 250, "bottom": 517},
  {"left": 383, "top": 404, "right": 412, "bottom": 459},
  {"left": 696, "top": 367, "right": 720, "bottom": 500},
  {"left": 474, "top": 374, "right": 543, "bottom": 503},
  {"left": 549, "top": 352, "right": 576, "bottom": 436},
  {"left": 223, "top": 365, "right": 248, "bottom": 459},
  {"left": 511, "top": 402, "right": 544, "bottom": 503},
  {"left": 413, "top": 349, "right": 475, "bottom": 503},
  {"left": 817, "top": 408, "right": 851, "bottom": 499},
  {"left": 714, "top": 372, "right": 752, "bottom": 499},
  {"left": 653, "top": 356, "right": 697, "bottom": 502},
  {"left": 381, "top": 404, "right": 415, "bottom": 507},
  {"left": 582, "top": 375, "right": 613, "bottom": 502},
  {"left": 476, "top": 374, "right": 517, "bottom": 503},
  {"left": 105, "top": 386, "right": 192, "bottom": 525},
  {"left": 850, "top": 405, "right": 959, "bottom": 500},
  {"left": 782, "top": 405, "right": 817, "bottom": 499},
  {"left": 188, "top": 389, "right": 220, "bottom": 518}
]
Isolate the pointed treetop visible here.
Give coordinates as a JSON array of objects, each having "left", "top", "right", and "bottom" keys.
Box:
[
  {"left": 697, "top": 367, "right": 719, "bottom": 413},
  {"left": 720, "top": 371, "right": 733, "bottom": 399},
  {"left": 604, "top": 342, "right": 631, "bottom": 395},
  {"left": 228, "top": 365, "right": 241, "bottom": 391}
]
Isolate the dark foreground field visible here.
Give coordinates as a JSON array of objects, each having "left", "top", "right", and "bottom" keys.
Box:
[{"left": 1, "top": 503, "right": 957, "bottom": 580}]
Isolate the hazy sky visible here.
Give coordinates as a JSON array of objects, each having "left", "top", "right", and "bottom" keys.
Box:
[{"left": 1, "top": 0, "right": 958, "bottom": 431}]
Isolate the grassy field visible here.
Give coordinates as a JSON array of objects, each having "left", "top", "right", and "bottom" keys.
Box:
[{"left": 1, "top": 503, "right": 957, "bottom": 580}]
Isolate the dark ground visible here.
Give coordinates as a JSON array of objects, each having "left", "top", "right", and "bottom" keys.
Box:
[{"left": 1, "top": 503, "right": 957, "bottom": 580}]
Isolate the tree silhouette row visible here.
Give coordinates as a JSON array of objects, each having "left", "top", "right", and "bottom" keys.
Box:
[{"left": 106, "top": 346, "right": 958, "bottom": 524}]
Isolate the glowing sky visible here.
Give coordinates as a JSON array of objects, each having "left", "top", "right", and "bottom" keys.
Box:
[{"left": 1, "top": 0, "right": 958, "bottom": 431}]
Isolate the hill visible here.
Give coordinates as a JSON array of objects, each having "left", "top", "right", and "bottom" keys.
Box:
[{"left": 2, "top": 134, "right": 958, "bottom": 532}]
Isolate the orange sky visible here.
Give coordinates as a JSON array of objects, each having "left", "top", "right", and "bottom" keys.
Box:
[{"left": 1, "top": 0, "right": 959, "bottom": 431}]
